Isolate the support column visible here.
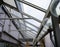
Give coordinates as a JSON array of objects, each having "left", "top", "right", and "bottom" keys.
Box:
[{"left": 51, "top": 15, "right": 60, "bottom": 47}]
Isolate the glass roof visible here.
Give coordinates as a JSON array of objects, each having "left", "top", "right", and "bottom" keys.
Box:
[
  {"left": 25, "top": 19, "right": 41, "bottom": 27},
  {"left": 24, "top": 0, "right": 51, "bottom": 10},
  {"left": 3, "top": 0, "right": 51, "bottom": 40},
  {"left": 23, "top": 4, "right": 45, "bottom": 21}
]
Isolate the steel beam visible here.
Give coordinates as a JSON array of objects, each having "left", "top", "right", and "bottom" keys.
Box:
[
  {"left": 19, "top": 38, "right": 33, "bottom": 42},
  {"left": 3, "top": 2, "right": 42, "bottom": 23},
  {"left": 17, "top": 0, "right": 47, "bottom": 13},
  {"left": 0, "top": 18, "right": 33, "bottom": 20}
]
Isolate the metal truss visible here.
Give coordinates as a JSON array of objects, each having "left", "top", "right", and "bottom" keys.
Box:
[
  {"left": 10, "top": 13, "right": 39, "bottom": 31},
  {"left": 0, "top": 18, "right": 33, "bottom": 20},
  {"left": 3, "top": 2, "right": 42, "bottom": 23},
  {"left": 1, "top": 5, "right": 25, "bottom": 39},
  {"left": 0, "top": 0, "right": 55, "bottom": 47}
]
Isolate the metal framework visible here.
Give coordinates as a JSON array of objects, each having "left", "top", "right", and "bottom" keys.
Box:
[
  {"left": 0, "top": 0, "right": 59, "bottom": 47},
  {"left": 3, "top": 2, "right": 42, "bottom": 23},
  {"left": 17, "top": 0, "right": 47, "bottom": 13},
  {"left": 0, "top": 18, "right": 33, "bottom": 20}
]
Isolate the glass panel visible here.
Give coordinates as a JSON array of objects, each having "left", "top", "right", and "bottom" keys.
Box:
[
  {"left": 3, "top": 0, "right": 16, "bottom": 7},
  {"left": 5, "top": 6, "right": 23, "bottom": 18},
  {"left": 11, "top": 9, "right": 22, "bottom": 18},
  {"left": 23, "top": 4, "right": 45, "bottom": 21},
  {"left": 25, "top": 23, "right": 38, "bottom": 31},
  {"left": 26, "top": 27, "right": 37, "bottom": 33},
  {"left": 25, "top": 19, "right": 41, "bottom": 27},
  {"left": 25, "top": 0, "right": 51, "bottom": 10},
  {"left": 26, "top": 31, "right": 36, "bottom": 38},
  {"left": 31, "top": 31, "right": 37, "bottom": 34},
  {"left": 26, "top": 27, "right": 31, "bottom": 30},
  {"left": 27, "top": 31, "right": 35, "bottom": 36}
]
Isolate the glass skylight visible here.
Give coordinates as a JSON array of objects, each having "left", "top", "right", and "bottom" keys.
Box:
[
  {"left": 3, "top": 0, "right": 52, "bottom": 39},
  {"left": 25, "top": 19, "right": 41, "bottom": 27},
  {"left": 23, "top": 4, "right": 45, "bottom": 21},
  {"left": 25, "top": 23, "right": 38, "bottom": 31},
  {"left": 25, "top": 0, "right": 51, "bottom": 10}
]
